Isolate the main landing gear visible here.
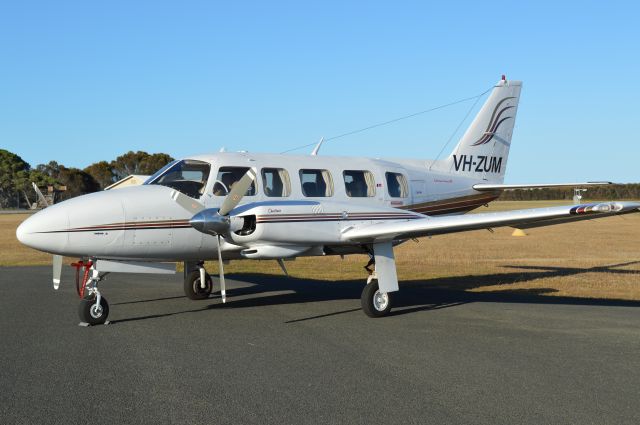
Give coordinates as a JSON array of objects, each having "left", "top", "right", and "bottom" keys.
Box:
[
  {"left": 361, "top": 254, "right": 393, "bottom": 318},
  {"left": 184, "top": 270, "right": 213, "bottom": 299},
  {"left": 361, "top": 280, "right": 393, "bottom": 318},
  {"left": 73, "top": 261, "right": 110, "bottom": 325},
  {"left": 183, "top": 261, "right": 213, "bottom": 300}
]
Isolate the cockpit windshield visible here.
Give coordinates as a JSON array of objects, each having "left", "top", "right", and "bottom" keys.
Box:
[{"left": 145, "top": 159, "right": 211, "bottom": 199}]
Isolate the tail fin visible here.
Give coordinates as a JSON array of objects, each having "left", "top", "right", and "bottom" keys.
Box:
[{"left": 439, "top": 77, "right": 522, "bottom": 183}]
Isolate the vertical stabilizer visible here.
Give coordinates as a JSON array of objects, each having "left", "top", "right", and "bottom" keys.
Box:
[{"left": 439, "top": 78, "right": 522, "bottom": 183}]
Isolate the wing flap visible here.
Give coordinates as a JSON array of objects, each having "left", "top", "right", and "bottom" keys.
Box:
[{"left": 342, "top": 202, "right": 640, "bottom": 242}]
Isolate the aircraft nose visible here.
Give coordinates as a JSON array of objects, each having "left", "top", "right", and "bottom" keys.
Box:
[
  {"left": 16, "top": 207, "right": 69, "bottom": 254},
  {"left": 15, "top": 218, "right": 29, "bottom": 244}
]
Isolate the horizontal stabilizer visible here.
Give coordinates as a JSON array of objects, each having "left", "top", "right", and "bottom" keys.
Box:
[{"left": 473, "top": 181, "right": 613, "bottom": 191}]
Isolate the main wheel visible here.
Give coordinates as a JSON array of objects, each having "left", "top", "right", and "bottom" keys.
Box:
[
  {"left": 361, "top": 281, "right": 392, "bottom": 318},
  {"left": 78, "top": 295, "right": 109, "bottom": 325},
  {"left": 184, "top": 270, "right": 213, "bottom": 300}
]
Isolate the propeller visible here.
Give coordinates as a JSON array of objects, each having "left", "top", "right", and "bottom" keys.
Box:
[
  {"left": 171, "top": 189, "right": 205, "bottom": 214},
  {"left": 219, "top": 169, "right": 257, "bottom": 216},
  {"left": 53, "top": 255, "right": 62, "bottom": 289},
  {"left": 216, "top": 234, "right": 226, "bottom": 302},
  {"left": 177, "top": 169, "right": 257, "bottom": 303}
]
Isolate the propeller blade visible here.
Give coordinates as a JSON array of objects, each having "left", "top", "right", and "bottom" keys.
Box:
[
  {"left": 52, "top": 255, "right": 62, "bottom": 289},
  {"left": 217, "top": 235, "right": 226, "bottom": 303},
  {"left": 171, "top": 190, "right": 205, "bottom": 215},
  {"left": 219, "top": 169, "right": 256, "bottom": 216}
]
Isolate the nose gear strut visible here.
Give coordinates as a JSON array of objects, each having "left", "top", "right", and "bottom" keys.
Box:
[{"left": 72, "top": 260, "right": 110, "bottom": 325}]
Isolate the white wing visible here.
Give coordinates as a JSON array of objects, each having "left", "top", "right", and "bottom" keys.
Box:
[
  {"left": 472, "top": 181, "right": 612, "bottom": 191},
  {"left": 342, "top": 202, "right": 640, "bottom": 242}
]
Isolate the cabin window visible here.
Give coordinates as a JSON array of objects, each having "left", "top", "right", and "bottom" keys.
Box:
[
  {"left": 343, "top": 170, "right": 376, "bottom": 197},
  {"left": 262, "top": 168, "right": 291, "bottom": 197},
  {"left": 299, "top": 169, "right": 334, "bottom": 197},
  {"left": 146, "top": 159, "right": 211, "bottom": 199},
  {"left": 385, "top": 172, "right": 408, "bottom": 198},
  {"left": 213, "top": 166, "right": 256, "bottom": 196}
]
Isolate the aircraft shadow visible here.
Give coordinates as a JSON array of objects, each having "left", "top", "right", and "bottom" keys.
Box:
[
  {"left": 110, "top": 260, "right": 640, "bottom": 324},
  {"left": 111, "top": 295, "right": 186, "bottom": 306}
]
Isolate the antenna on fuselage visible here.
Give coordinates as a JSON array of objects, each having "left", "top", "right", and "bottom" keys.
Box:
[{"left": 310, "top": 137, "right": 324, "bottom": 156}]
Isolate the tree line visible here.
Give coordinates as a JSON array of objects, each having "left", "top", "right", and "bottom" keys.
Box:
[
  {"left": 498, "top": 184, "right": 640, "bottom": 201},
  {"left": 2, "top": 147, "right": 638, "bottom": 208},
  {"left": 0, "top": 149, "right": 173, "bottom": 208}
]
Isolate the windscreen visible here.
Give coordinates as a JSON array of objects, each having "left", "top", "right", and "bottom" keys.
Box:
[
  {"left": 144, "top": 160, "right": 179, "bottom": 184},
  {"left": 146, "top": 159, "right": 211, "bottom": 199}
]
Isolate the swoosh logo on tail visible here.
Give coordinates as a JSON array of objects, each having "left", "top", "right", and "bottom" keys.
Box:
[{"left": 472, "top": 97, "right": 516, "bottom": 146}]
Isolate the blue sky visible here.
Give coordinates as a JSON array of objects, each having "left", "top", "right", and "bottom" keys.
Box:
[{"left": 1, "top": 0, "right": 638, "bottom": 183}]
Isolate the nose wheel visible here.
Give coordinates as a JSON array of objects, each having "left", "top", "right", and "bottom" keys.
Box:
[{"left": 78, "top": 294, "right": 110, "bottom": 325}]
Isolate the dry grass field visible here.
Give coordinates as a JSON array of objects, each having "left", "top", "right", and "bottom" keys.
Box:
[{"left": 2, "top": 201, "right": 639, "bottom": 300}]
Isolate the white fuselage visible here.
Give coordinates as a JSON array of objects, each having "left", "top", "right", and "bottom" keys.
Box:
[
  {"left": 190, "top": 151, "right": 497, "bottom": 214},
  {"left": 16, "top": 152, "right": 499, "bottom": 262}
]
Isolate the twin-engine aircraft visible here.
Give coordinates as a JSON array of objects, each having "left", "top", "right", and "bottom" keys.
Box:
[{"left": 16, "top": 77, "right": 640, "bottom": 324}]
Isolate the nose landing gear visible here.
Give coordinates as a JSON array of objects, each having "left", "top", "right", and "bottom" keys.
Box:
[
  {"left": 73, "top": 261, "right": 110, "bottom": 326},
  {"left": 79, "top": 293, "right": 110, "bottom": 325}
]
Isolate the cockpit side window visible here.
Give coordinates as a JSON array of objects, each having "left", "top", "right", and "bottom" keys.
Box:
[
  {"left": 213, "top": 167, "right": 257, "bottom": 196},
  {"left": 146, "top": 160, "right": 211, "bottom": 199}
]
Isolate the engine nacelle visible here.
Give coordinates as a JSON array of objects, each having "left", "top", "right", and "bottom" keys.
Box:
[
  {"left": 240, "top": 245, "right": 313, "bottom": 259},
  {"left": 228, "top": 201, "right": 344, "bottom": 246},
  {"left": 225, "top": 200, "right": 419, "bottom": 247}
]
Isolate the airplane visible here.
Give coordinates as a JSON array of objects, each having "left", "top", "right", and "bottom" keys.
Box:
[{"left": 16, "top": 76, "right": 640, "bottom": 325}]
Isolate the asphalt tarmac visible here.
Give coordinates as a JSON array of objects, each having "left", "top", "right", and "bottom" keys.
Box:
[{"left": 1, "top": 266, "right": 639, "bottom": 425}]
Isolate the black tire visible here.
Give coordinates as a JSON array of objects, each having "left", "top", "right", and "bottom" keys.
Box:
[
  {"left": 78, "top": 295, "right": 109, "bottom": 325},
  {"left": 184, "top": 270, "right": 213, "bottom": 300},
  {"left": 361, "top": 281, "right": 392, "bottom": 318}
]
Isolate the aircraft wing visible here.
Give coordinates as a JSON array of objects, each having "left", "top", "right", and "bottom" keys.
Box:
[
  {"left": 472, "top": 181, "right": 612, "bottom": 191},
  {"left": 342, "top": 202, "right": 640, "bottom": 243}
]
